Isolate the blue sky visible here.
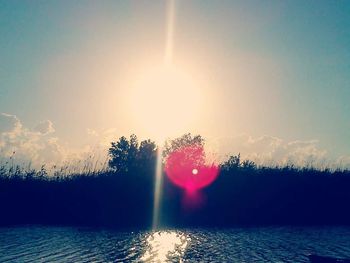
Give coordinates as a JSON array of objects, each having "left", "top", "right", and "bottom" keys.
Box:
[{"left": 1, "top": 0, "right": 350, "bottom": 166}]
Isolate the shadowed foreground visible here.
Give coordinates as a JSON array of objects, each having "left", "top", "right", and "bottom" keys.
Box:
[
  {"left": 1, "top": 133, "right": 350, "bottom": 228},
  {"left": 1, "top": 165, "right": 350, "bottom": 228}
]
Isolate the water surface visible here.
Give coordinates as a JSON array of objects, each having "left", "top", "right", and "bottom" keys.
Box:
[{"left": 0, "top": 226, "right": 350, "bottom": 262}]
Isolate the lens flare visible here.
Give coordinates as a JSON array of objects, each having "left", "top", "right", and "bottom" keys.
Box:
[{"left": 165, "top": 144, "right": 219, "bottom": 192}]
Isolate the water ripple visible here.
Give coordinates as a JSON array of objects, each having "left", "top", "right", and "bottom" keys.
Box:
[{"left": 0, "top": 226, "right": 350, "bottom": 262}]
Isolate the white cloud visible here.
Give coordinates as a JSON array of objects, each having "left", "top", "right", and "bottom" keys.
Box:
[
  {"left": 87, "top": 128, "right": 98, "bottom": 137},
  {"left": 0, "top": 113, "right": 89, "bottom": 169},
  {"left": 0, "top": 115, "right": 119, "bottom": 171},
  {"left": 206, "top": 134, "right": 330, "bottom": 168},
  {"left": 0, "top": 113, "right": 22, "bottom": 137},
  {"left": 33, "top": 120, "right": 55, "bottom": 135},
  {"left": 87, "top": 127, "right": 118, "bottom": 147},
  {"left": 1, "top": 114, "right": 349, "bottom": 171}
]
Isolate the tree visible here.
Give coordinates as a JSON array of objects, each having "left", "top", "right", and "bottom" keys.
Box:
[
  {"left": 241, "top": 159, "right": 256, "bottom": 170},
  {"left": 220, "top": 154, "right": 241, "bottom": 172},
  {"left": 220, "top": 154, "right": 257, "bottom": 173},
  {"left": 134, "top": 139, "right": 157, "bottom": 174},
  {"left": 108, "top": 136, "right": 132, "bottom": 173},
  {"left": 108, "top": 134, "right": 157, "bottom": 174},
  {"left": 163, "top": 133, "right": 205, "bottom": 161}
]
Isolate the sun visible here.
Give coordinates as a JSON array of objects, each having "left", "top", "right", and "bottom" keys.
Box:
[{"left": 129, "top": 64, "right": 201, "bottom": 141}]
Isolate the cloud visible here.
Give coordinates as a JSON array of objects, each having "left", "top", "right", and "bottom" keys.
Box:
[
  {"left": 1, "top": 113, "right": 349, "bottom": 171},
  {"left": 0, "top": 114, "right": 114, "bottom": 170},
  {"left": 87, "top": 128, "right": 98, "bottom": 137},
  {"left": 0, "top": 113, "right": 22, "bottom": 136},
  {"left": 206, "top": 134, "right": 329, "bottom": 168},
  {"left": 33, "top": 120, "right": 55, "bottom": 135},
  {"left": 0, "top": 113, "right": 73, "bottom": 168},
  {"left": 87, "top": 127, "right": 118, "bottom": 147}
]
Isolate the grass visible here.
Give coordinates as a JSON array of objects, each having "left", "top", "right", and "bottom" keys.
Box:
[{"left": 1, "top": 155, "right": 350, "bottom": 228}]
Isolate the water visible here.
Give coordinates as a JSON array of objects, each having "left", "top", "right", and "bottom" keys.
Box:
[{"left": 0, "top": 226, "right": 350, "bottom": 262}]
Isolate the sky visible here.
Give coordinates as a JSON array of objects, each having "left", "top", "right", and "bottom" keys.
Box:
[{"left": 1, "top": 0, "right": 350, "bottom": 168}]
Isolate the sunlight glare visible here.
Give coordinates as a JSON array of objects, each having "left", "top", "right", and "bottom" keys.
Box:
[
  {"left": 141, "top": 231, "right": 190, "bottom": 262},
  {"left": 129, "top": 64, "right": 201, "bottom": 142}
]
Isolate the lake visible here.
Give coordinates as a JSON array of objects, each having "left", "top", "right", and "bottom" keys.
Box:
[{"left": 0, "top": 226, "right": 350, "bottom": 262}]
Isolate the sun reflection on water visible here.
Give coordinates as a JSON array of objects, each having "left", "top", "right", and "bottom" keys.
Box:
[{"left": 141, "top": 231, "right": 190, "bottom": 262}]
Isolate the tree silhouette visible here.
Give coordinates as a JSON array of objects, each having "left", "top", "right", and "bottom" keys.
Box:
[
  {"left": 241, "top": 159, "right": 256, "bottom": 170},
  {"left": 163, "top": 133, "right": 205, "bottom": 161},
  {"left": 220, "top": 154, "right": 241, "bottom": 172},
  {"left": 1, "top": 133, "right": 350, "bottom": 228},
  {"left": 108, "top": 134, "right": 157, "bottom": 174},
  {"left": 137, "top": 139, "right": 158, "bottom": 170},
  {"left": 220, "top": 154, "right": 257, "bottom": 173}
]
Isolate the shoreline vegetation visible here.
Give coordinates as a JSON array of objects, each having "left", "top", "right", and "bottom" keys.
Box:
[{"left": 1, "top": 134, "right": 350, "bottom": 228}]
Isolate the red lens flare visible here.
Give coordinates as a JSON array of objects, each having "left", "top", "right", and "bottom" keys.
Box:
[{"left": 164, "top": 144, "right": 219, "bottom": 192}]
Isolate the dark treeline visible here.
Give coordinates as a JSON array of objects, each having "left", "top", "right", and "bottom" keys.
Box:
[{"left": 1, "top": 134, "right": 350, "bottom": 228}]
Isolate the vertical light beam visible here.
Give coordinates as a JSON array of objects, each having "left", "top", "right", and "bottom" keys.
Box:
[
  {"left": 152, "top": 146, "right": 163, "bottom": 229},
  {"left": 164, "top": 0, "right": 176, "bottom": 65},
  {"left": 152, "top": 0, "right": 177, "bottom": 229}
]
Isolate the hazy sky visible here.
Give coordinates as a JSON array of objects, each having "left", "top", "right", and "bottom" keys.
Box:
[{"left": 1, "top": 0, "right": 350, "bottom": 167}]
